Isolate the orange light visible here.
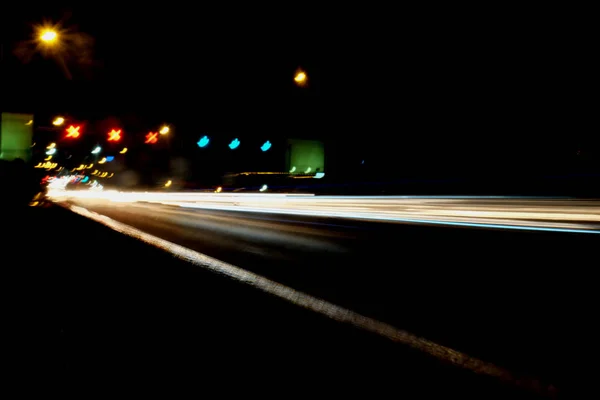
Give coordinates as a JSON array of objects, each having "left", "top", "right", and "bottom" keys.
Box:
[
  {"left": 65, "top": 125, "right": 81, "bottom": 138},
  {"left": 145, "top": 132, "right": 158, "bottom": 144},
  {"left": 107, "top": 129, "right": 122, "bottom": 142}
]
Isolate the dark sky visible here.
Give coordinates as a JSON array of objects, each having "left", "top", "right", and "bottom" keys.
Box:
[{"left": 1, "top": 5, "right": 598, "bottom": 175}]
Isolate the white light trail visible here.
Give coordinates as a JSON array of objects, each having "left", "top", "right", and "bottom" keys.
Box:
[{"left": 47, "top": 190, "right": 600, "bottom": 233}]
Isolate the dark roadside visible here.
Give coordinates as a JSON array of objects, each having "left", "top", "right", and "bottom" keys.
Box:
[
  {"left": 5, "top": 204, "right": 548, "bottom": 398},
  {"left": 1, "top": 164, "right": 546, "bottom": 398}
]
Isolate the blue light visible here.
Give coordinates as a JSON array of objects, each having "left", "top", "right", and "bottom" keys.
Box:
[
  {"left": 229, "top": 138, "right": 240, "bottom": 150},
  {"left": 197, "top": 135, "right": 210, "bottom": 148},
  {"left": 261, "top": 140, "right": 272, "bottom": 152},
  {"left": 105, "top": 156, "right": 114, "bottom": 162}
]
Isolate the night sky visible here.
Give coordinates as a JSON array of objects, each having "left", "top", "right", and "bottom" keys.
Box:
[{"left": 1, "top": 5, "right": 598, "bottom": 183}]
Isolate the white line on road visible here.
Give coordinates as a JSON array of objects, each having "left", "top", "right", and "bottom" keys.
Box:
[{"left": 66, "top": 203, "right": 554, "bottom": 396}]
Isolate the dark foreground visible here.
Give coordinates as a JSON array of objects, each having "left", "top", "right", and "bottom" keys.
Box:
[{"left": 6, "top": 205, "right": 592, "bottom": 397}]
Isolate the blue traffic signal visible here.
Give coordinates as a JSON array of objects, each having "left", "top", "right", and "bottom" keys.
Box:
[
  {"left": 197, "top": 135, "right": 210, "bottom": 148},
  {"left": 229, "top": 138, "right": 240, "bottom": 150},
  {"left": 261, "top": 140, "right": 272, "bottom": 152}
]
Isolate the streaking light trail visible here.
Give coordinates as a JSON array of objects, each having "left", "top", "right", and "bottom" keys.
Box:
[{"left": 46, "top": 190, "right": 600, "bottom": 234}]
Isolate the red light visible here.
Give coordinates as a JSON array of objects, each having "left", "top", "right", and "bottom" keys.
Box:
[
  {"left": 65, "top": 125, "right": 81, "bottom": 138},
  {"left": 145, "top": 132, "right": 158, "bottom": 144},
  {"left": 107, "top": 129, "right": 122, "bottom": 142}
]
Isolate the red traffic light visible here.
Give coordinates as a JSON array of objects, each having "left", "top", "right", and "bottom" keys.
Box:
[
  {"left": 107, "top": 129, "right": 122, "bottom": 142},
  {"left": 145, "top": 132, "right": 158, "bottom": 144},
  {"left": 65, "top": 125, "right": 81, "bottom": 138}
]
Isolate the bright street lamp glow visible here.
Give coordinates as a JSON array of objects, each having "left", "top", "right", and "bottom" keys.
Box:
[
  {"left": 91, "top": 146, "right": 102, "bottom": 154},
  {"left": 53, "top": 117, "right": 65, "bottom": 126},
  {"left": 40, "top": 30, "right": 58, "bottom": 43},
  {"left": 294, "top": 69, "right": 307, "bottom": 86},
  {"left": 159, "top": 126, "right": 169, "bottom": 135}
]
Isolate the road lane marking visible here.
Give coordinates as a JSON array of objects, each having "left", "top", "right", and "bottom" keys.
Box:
[{"left": 65, "top": 203, "right": 555, "bottom": 396}]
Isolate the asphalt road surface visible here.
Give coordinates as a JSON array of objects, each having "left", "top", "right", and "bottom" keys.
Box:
[{"left": 51, "top": 197, "right": 600, "bottom": 397}]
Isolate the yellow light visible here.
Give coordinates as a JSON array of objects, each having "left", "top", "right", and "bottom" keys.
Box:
[
  {"left": 120, "top": 147, "right": 128, "bottom": 154},
  {"left": 46, "top": 142, "right": 56, "bottom": 149},
  {"left": 25, "top": 120, "right": 33, "bottom": 126},
  {"left": 35, "top": 161, "right": 57, "bottom": 169},
  {"left": 159, "top": 126, "right": 170, "bottom": 135},
  {"left": 98, "top": 157, "right": 107, "bottom": 164},
  {"left": 164, "top": 180, "right": 172, "bottom": 188},
  {"left": 44, "top": 156, "right": 52, "bottom": 161},
  {"left": 294, "top": 70, "right": 307, "bottom": 86},
  {"left": 215, "top": 186, "right": 222, "bottom": 193},
  {"left": 52, "top": 117, "right": 65, "bottom": 126},
  {"left": 86, "top": 164, "right": 93, "bottom": 169},
  {"left": 40, "top": 30, "right": 58, "bottom": 43}
]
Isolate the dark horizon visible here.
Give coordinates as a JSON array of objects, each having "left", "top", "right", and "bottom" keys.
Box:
[{"left": 2, "top": 5, "right": 598, "bottom": 188}]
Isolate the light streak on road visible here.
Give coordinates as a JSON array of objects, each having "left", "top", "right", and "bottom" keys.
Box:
[
  {"left": 47, "top": 190, "right": 600, "bottom": 233},
  {"left": 64, "top": 203, "right": 551, "bottom": 395}
]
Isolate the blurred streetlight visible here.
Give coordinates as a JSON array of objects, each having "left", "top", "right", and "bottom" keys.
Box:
[
  {"left": 119, "top": 147, "right": 128, "bottom": 154},
  {"left": 294, "top": 69, "right": 307, "bottom": 86},
  {"left": 91, "top": 146, "right": 102, "bottom": 154},
  {"left": 159, "top": 125, "right": 170, "bottom": 135},
  {"left": 40, "top": 29, "right": 58, "bottom": 43},
  {"left": 53, "top": 116, "right": 65, "bottom": 126}
]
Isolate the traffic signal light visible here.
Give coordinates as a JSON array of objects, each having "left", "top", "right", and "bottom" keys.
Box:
[
  {"left": 65, "top": 125, "right": 81, "bottom": 138},
  {"left": 107, "top": 129, "right": 122, "bottom": 142},
  {"left": 145, "top": 132, "right": 158, "bottom": 144},
  {"left": 261, "top": 140, "right": 272, "bottom": 152},
  {"left": 229, "top": 138, "right": 240, "bottom": 149}
]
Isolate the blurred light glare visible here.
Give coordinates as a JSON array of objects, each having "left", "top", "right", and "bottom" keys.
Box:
[
  {"left": 65, "top": 125, "right": 81, "bottom": 138},
  {"left": 40, "top": 30, "right": 58, "bottom": 43},
  {"left": 53, "top": 117, "right": 65, "bottom": 126},
  {"left": 159, "top": 126, "right": 170, "bottom": 135},
  {"left": 294, "top": 70, "right": 307, "bottom": 86},
  {"left": 107, "top": 129, "right": 122, "bottom": 141}
]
